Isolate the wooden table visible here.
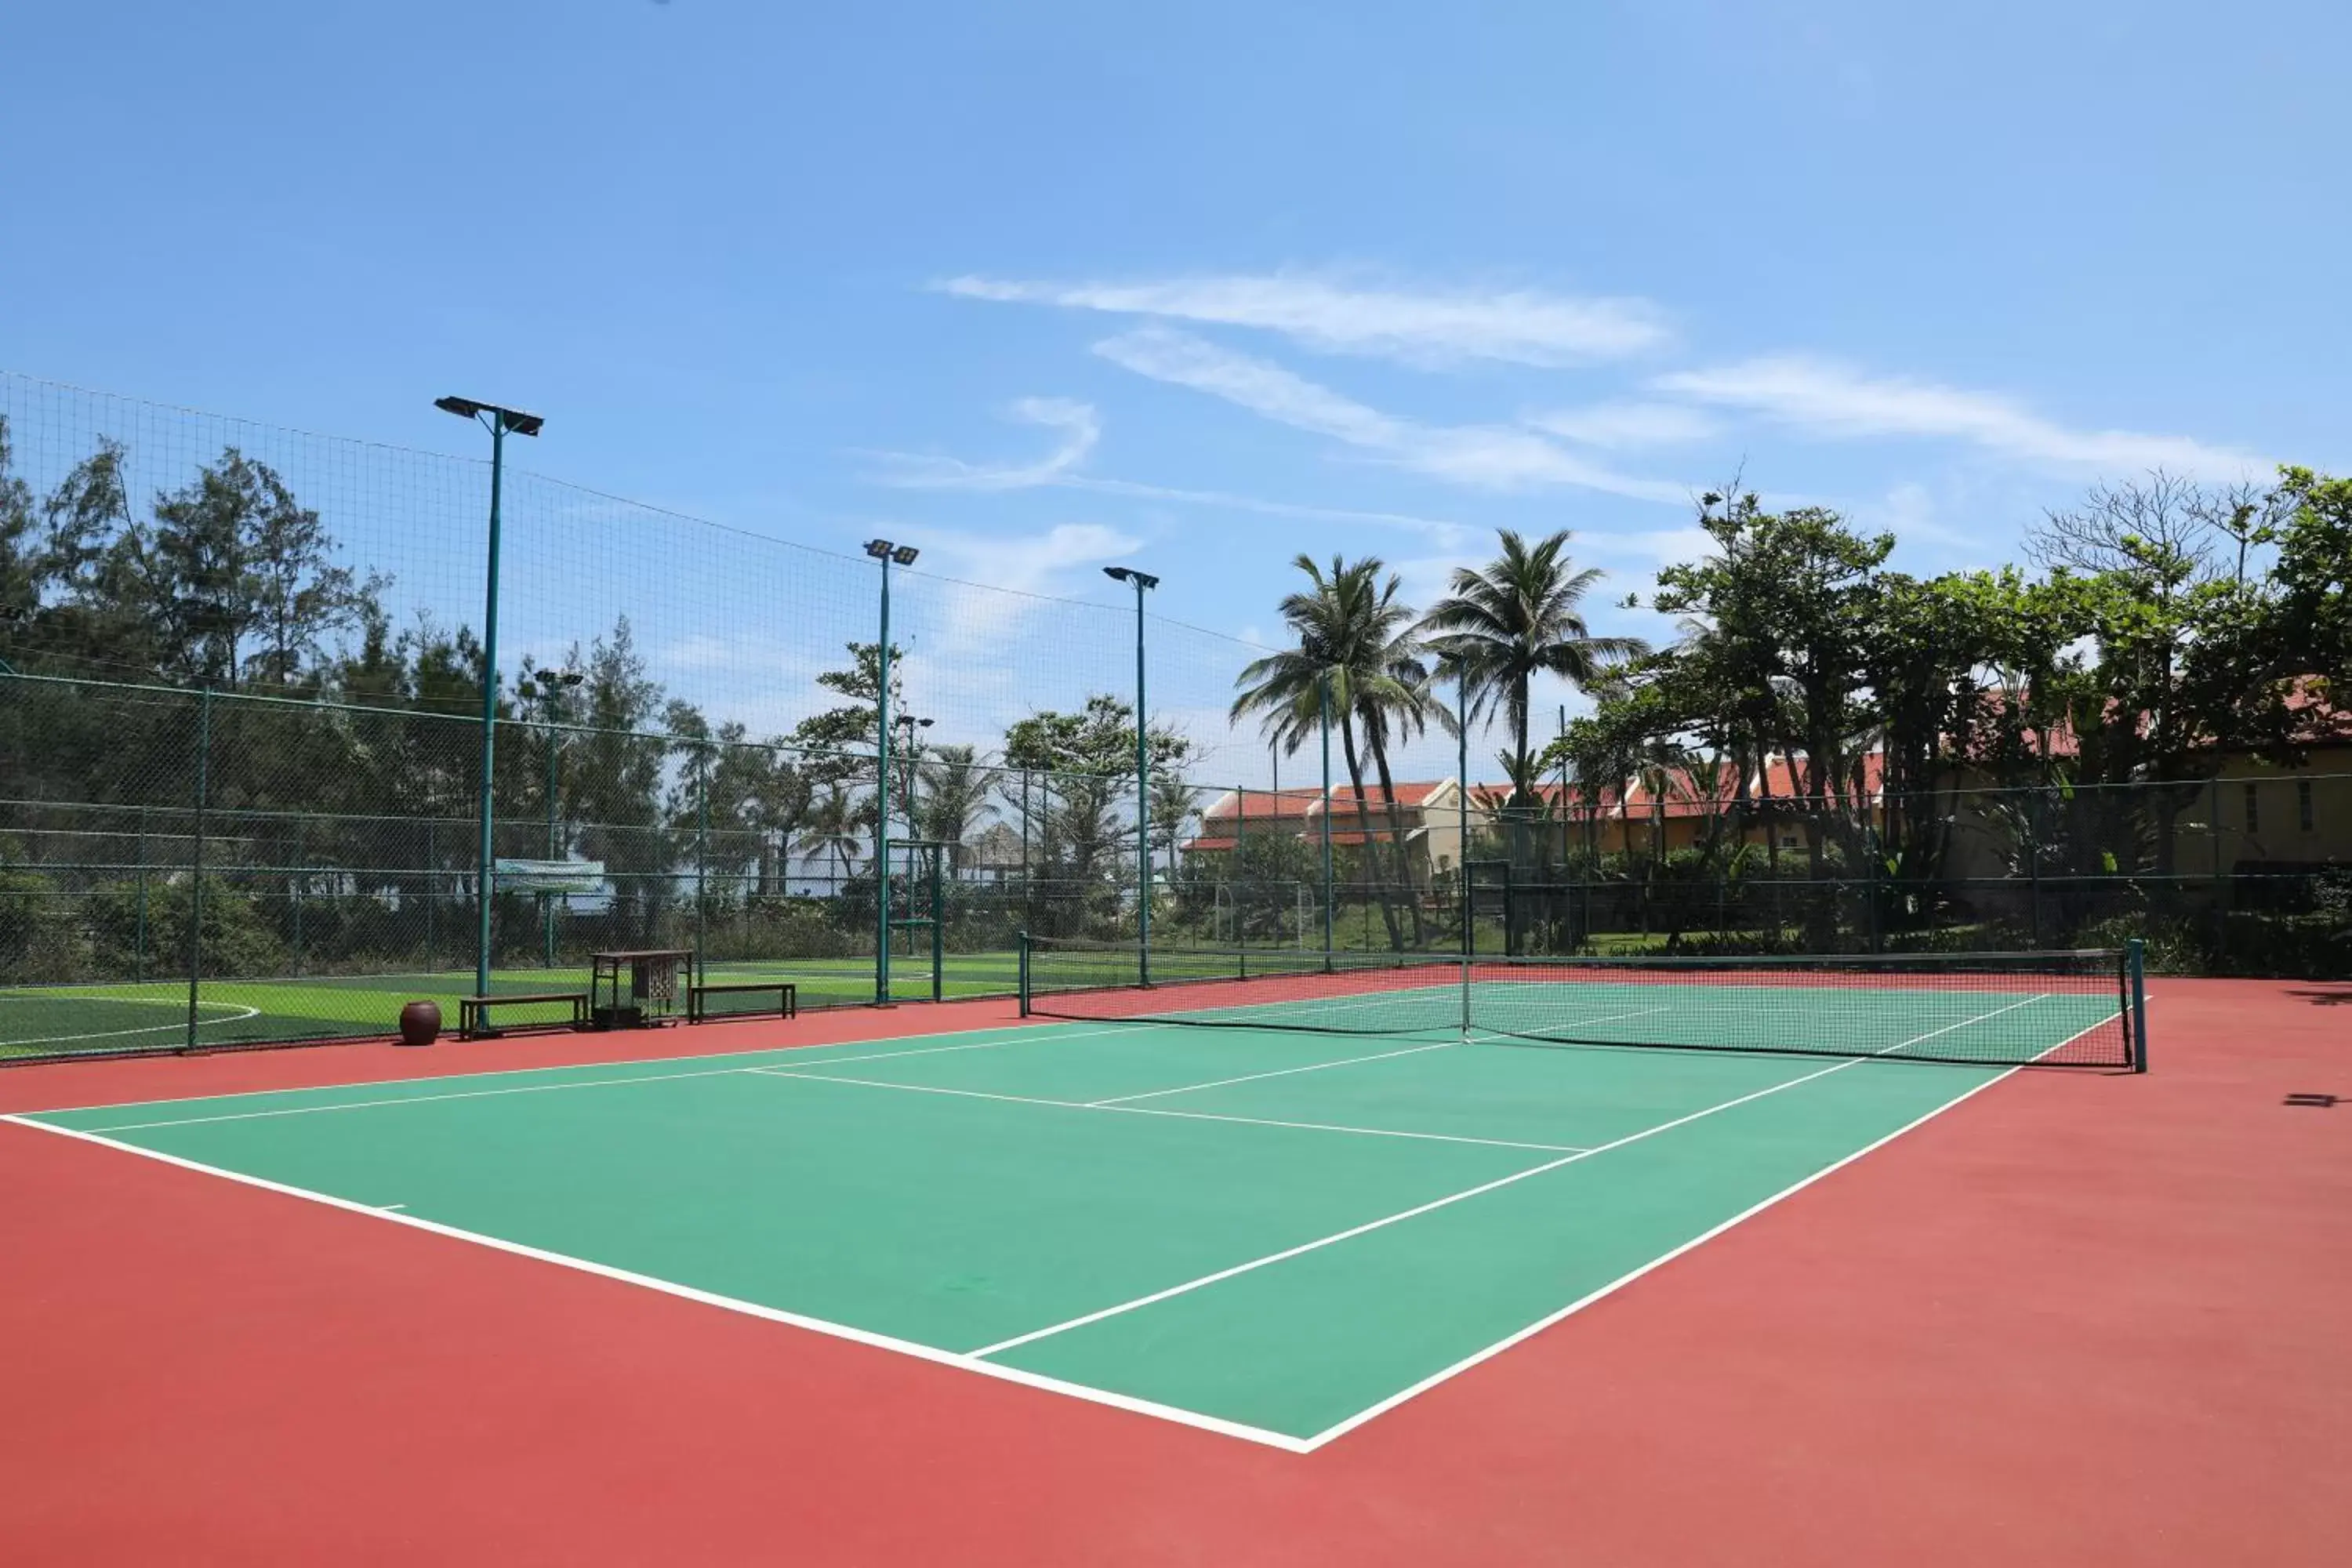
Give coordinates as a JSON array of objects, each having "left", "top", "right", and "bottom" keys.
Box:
[{"left": 590, "top": 949, "right": 695, "bottom": 1029}]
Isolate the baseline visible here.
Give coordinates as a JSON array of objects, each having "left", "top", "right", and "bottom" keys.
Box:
[{"left": 0, "top": 1111, "right": 1314, "bottom": 1454}]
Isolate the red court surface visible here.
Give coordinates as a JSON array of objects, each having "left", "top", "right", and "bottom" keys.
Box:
[{"left": 3, "top": 980, "right": 2345, "bottom": 1566}]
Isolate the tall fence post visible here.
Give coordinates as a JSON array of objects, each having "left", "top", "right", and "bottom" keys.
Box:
[
  {"left": 291, "top": 816, "right": 306, "bottom": 975},
  {"left": 135, "top": 804, "right": 149, "bottom": 983},
  {"left": 2027, "top": 789, "right": 2045, "bottom": 949},
  {"left": 696, "top": 742, "right": 710, "bottom": 985},
  {"left": 1319, "top": 673, "right": 1335, "bottom": 966},
  {"left": 423, "top": 818, "right": 437, "bottom": 971},
  {"left": 183, "top": 686, "right": 210, "bottom": 1052}
]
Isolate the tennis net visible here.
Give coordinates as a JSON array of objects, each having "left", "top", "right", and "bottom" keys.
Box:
[{"left": 1018, "top": 938, "right": 2144, "bottom": 1069}]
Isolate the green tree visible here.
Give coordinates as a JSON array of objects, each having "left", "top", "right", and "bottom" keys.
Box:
[
  {"left": 1232, "top": 555, "right": 1445, "bottom": 949},
  {"left": 0, "top": 418, "right": 38, "bottom": 657},
  {"left": 789, "top": 641, "right": 905, "bottom": 788},
  {"left": 916, "top": 743, "right": 995, "bottom": 861},
  {"left": 1003, "top": 695, "right": 1190, "bottom": 935},
  {"left": 1420, "top": 529, "right": 1645, "bottom": 812}
]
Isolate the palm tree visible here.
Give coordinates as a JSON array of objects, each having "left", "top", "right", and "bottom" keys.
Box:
[
  {"left": 915, "top": 743, "right": 994, "bottom": 870},
  {"left": 1421, "top": 529, "right": 1647, "bottom": 810},
  {"left": 1232, "top": 554, "right": 1450, "bottom": 950},
  {"left": 807, "top": 782, "right": 862, "bottom": 891}
]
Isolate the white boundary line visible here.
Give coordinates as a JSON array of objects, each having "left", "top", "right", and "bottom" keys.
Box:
[
  {"left": 746, "top": 1066, "right": 1589, "bottom": 1155},
  {"left": 13, "top": 1015, "right": 1142, "bottom": 1120},
  {"left": 966, "top": 993, "right": 2054, "bottom": 1361},
  {"left": 1294, "top": 1054, "right": 2029, "bottom": 1450},
  {"left": 44, "top": 1020, "right": 1159, "bottom": 1129},
  {"left": 1084, "top": 1039, "right": 1462, "bottom": 1105},
  {"left": 0, "top": 1112, "right": 1314, "bottom": 1454}
]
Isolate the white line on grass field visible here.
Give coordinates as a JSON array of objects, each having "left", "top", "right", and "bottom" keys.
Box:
[
  {"left": 2, "top": 1004, "right": 262, "bottom": 1049},
  {"left": 742, "top": 1066, "right": 1589, "bottom": 1155},
  {"left": 0, "top": 1112, "right": 1314, "bottom": 1454},
  {"left": 967, "top": 993, "right": 2056, "bottom": 1363}
]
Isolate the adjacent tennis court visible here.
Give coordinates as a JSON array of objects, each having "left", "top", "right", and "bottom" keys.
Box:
[{"left": 9, "top": 949, "right": 2138, "bottom": 1449}]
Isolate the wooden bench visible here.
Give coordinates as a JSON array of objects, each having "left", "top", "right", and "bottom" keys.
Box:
[
  {"left": 688, "top": 981, "right": 798, "bottom": 1024},
  {"left": 458, "top": 991, "right": 591, "bottom": 1040}
]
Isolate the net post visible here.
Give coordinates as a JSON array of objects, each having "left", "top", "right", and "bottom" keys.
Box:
[
  {"left": 2126, "top": 938, "right": 2149, "bottom": 1072},
  {"left": 1017, "top": 930, "right": 1031, "bottom": 1017}
]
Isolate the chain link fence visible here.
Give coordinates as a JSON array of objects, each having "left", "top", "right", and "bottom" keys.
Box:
[{"left": 5, "top": 671, "right": 2347, "bottom": 1063}]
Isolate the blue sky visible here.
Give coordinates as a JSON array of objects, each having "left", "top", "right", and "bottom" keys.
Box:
[{"left": 5, "top": 1, "right": 2347, "bottom": 783}]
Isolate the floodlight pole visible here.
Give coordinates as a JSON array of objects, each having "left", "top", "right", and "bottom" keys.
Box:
[
  {"left": 875, "top": 554, "right": 895, "bottom": 1004},
  {"left": 437, "top": 395, "right": 543, "bottom": 1002},
  {"left": 1105, "top": 567, "right": 1159, "bottom": 983},
  {"left": 866, "top": 539, "right": 917, "bottom": 1004}
]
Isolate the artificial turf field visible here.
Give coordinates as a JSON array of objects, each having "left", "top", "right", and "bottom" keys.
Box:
[{"left": 2, "top": 979, "right": 2344, "bottom": 1563}]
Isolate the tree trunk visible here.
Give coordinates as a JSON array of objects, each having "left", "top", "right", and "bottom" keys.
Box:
[
  {"left": 1338, "top": 719, "right": 1403, "bottom": 950},
  {"left": 1363, "top": 726, "right": 1427, "bottom": 947}
]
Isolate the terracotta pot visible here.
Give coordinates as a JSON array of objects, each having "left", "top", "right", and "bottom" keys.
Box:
[{"left": 397, "top": 999, "right": 442, "bottom": 1047}]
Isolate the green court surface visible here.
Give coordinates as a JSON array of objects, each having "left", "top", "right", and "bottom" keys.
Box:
[
  {"left": 0, "top": 953, "right": 1030, "bottom": 1059},
  {"left": 11, "top": 976, "right": 2104, "bottom": 1448}
]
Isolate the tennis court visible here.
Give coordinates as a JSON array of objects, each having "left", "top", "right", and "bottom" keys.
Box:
[{"left": 7, "top": 946, "right": 2139, "bottom": 1449}]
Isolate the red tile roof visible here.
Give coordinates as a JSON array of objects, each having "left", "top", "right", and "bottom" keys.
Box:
[{"left": 1201, "top": 782, "right": 1455, "bottom": 820}]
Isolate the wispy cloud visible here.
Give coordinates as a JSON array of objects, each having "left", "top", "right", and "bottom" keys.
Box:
[
  {"left": 863, "top": 397, "right": 1100, "bottom": 490},
  {"left": 1061, "top": 476, "right": 1474, "bottom": 549},
  {"left": 1094, "top": 327, "right": 1688, "bottom": 503},
  {"left": 1653, "top": 357, "right": 2270, "bottom": 478},
  {"left": 943, "top": 271, "right": 1671, "bottom": 366},
  {"left": 1526, "top": 401, "right": 1719, "bottom": 450},
  {"left": 862, "top": 391, "right": 1475, "bottom": 546},
  {"left": 905, "top": 520, "right": 1141, "bottom": 599}
]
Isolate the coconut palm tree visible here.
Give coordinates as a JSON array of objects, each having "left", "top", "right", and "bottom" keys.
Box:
[
  {"left": 1420, "top": 529, "right": 1648, "bottom": 810},
  {"left": 914, "top": 743, "right": 994, "bottom": 870},
  {"left": 1232, "top": 554, "right": 1450, "bottom": 949},
  {"left": 807, "top": 782, "right": 863, "bottom": 891}
]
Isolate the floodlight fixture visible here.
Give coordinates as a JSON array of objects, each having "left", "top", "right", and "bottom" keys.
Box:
[{"left": 434, "top": 395, "right": 543, "bottom": 437}]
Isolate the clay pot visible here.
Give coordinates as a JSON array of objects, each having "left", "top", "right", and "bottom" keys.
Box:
[{"left": 397, "top": 1000, "right": 442, "bottom": 1047}]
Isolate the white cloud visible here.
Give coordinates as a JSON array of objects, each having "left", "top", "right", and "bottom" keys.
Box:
[
  {"left": 942, "top": 271, "right": 1671, "bottom": 366},
  {"left": 862, "top": 392, "right": 1473, "bottom": 544},
  {"left": 864, "top": 397, "right": 1099, "bottom": 490},
  {"left": 1526, "top": 401, "right": 1720, "bottom": 450},
  {"left": 1062, "top": 476, "right": 1474, "bottom": 549},
  {"left": 907, "top": 519, "right": 1141, "bottom": 599},
  {"left": 1653, "top": 357, "right": 2270, "bottom": 478},
  {"left": 1093, "top": 327, "right": 1688, "bottom": 503}
]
